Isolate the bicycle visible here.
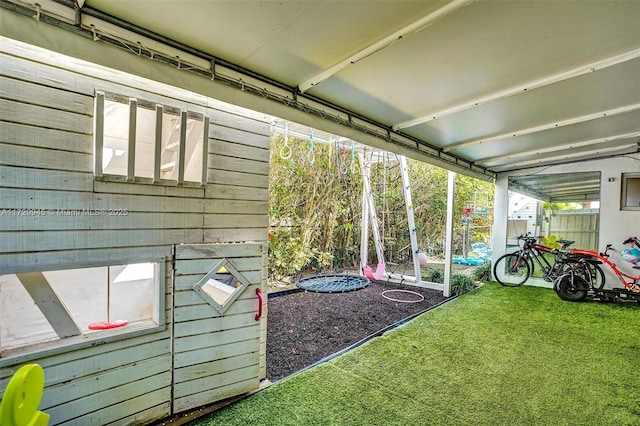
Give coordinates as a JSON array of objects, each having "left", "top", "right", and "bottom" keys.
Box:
[
  {"left": 555, "top": 236, "right": 640, "bottom": 303},
  {"left": 493, "top": 234, "right": 604, "bottom": 288}
]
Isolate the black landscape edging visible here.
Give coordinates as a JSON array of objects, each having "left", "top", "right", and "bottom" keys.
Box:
[{"left": 267, "top": 287, "right": 304, "bottom": 298}]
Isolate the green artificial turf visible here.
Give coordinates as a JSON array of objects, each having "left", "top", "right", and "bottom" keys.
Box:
[{"left": 190, "top": 283, "right": 640, "bottom": 426}]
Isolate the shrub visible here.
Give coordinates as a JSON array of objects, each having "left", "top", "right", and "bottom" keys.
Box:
[
  {"left": 268, "top": 229, "right": 333, "bottom": 280},
  {"left": 450, "top": 274, "right": 478, "bottom": 296},
  {"left": 472, "top": 261, "right": 492, "bottom": 282},
  {"left": 424, "top": 268, "right": 445, "bottom": 283}
]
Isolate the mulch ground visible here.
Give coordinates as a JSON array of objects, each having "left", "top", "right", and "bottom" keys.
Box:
[{"left": 266, "top": 279, "right": 450, "bottom": 381}]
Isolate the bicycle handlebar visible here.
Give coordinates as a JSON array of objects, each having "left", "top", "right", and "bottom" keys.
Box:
[
  {"left": 600, "top": 243, "right": 613, "bottom": 258},
  {"left": 516, "top": 234, "right": 574, "bottom": 250},
  {"left": 518, "top": 235, "right": 639, "bottom": 250}
]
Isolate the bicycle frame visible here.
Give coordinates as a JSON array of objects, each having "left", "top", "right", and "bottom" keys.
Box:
[
  {"left": 570, "top": 240, "right": 640, "bottom": 291},
  {"left": 518, "top": 237, "right": 569, "bottom": 282},
  {"left": 495, "top": 234, "right": 599, "bottom": 288}
]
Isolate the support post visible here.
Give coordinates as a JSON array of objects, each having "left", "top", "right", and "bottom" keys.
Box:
[
  {"left": 443, "top": 171, "right": 456, "bottom": 297},
  {"left": 359, "top": 152, "right": 384, "bottom": 266},
  {"left": 464, "top": 219, "right": 471, "bottom": 260},
  {"left": 360, "top": 173, "right": 370, "bottom": 275},
  {"left": 93, "top": 91, "right": 104, "bottom": 177},
  {"left": 202, "top": 116, "right": 210, "bottom": 184},
  {"left": 399, "top": 155, "right": 421, "bottom": 281},
  {"left": 177, "top": 110, "right": 187, "bottom": 184},
  {"left": 153, "top": 104, "right": 163, "bottom": 183},
  {"left": 127, "top": 98, "right": 137, "bottom": 182}
]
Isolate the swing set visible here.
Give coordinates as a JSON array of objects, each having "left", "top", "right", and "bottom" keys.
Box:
[
  {"left": 359, "top": 151, "right": 435, "bottom": 288},
  {"left": 271, "top": 120, "right": 442, "bottom": 292}
]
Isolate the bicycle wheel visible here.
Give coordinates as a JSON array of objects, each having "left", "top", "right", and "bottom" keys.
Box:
[
  {"left": 493, "top": 252, "right": 531, "bottom": 287},
  {"left": 562, "top": 259, "right": 605, "bottom": 290},
  {"left": 555, "top": 274, "right": 588, "bottom": 302},
  {"left": 584, "top": 262, "right": 605, "bottom": 290}
]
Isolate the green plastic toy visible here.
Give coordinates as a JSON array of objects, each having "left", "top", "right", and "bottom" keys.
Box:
[{"left": 0, "top": 364, "right": 50, "bottom": 426}]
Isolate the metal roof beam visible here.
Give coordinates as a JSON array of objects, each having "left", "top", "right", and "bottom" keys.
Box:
[
  {"left": 507, "top": 182, "right": 549, "bottom": 202},
  {"left": 547, "top": 188, "right": 600, "bottom": 196},
  {"left": 540, "top": 182, "right": 600, "bottom": 190},
  {"left": 492, "top": 143, "right": 639, "bottom": 172},
  {"left": 444, "top": 103, "right": 640, "bottom": 153},
  {"left": 478, "top": 131, "right": 640, "bottom": 166},
  {"left": 393, "top": 48, "right": 640, "bottom": 131},
  {"left": 513, "top": 184, "right": 600, "bottom": 195},
  {"left": 297, "top": 0, "right": 475, "bottom": 93},
  {"left": 549, "top": 193, "right": 601, "bottom": 202}
]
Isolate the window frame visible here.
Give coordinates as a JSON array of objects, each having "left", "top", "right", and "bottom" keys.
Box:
[
  {"left": 621, "top": 172, "right": 640, "bottom": 211},
  {"left": 192, "top": 258, "right": 251, "bottom": 315},
  {"left": 94, "top": 91, "right": 209, "bottom": 186},
  {"left": 0, "top": 258, "right": 166, "bottom": 365}
]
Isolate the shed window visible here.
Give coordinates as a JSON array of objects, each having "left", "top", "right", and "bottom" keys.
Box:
[
  {"left": 192, "top": 259, "right": 250, "bottom": 315},
  {"left": 135, "top": 104, "right": 158, "bottom": 179},
  {"left": 0, "top": 262, "right": 163, "bottom": 358},
  {"left": 95, "top": 92, "right": 209, "bottom": 185}
]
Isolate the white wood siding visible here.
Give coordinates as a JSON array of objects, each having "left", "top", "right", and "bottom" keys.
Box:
[{"left": 0, "top": 47, "right": 270, "bottom": 425}]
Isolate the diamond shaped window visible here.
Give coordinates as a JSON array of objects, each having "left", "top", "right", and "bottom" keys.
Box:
[{"left": 192, "top": 259, "right": 250, "bottom": 315}]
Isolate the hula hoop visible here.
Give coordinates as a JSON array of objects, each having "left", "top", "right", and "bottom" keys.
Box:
[{"left": 381, "top": 289, "right": 425, "bottom": 303}]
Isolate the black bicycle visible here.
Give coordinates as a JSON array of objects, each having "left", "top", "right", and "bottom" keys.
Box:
[{"left": 493, "top": 234, "right": 604, "bottom": 288}]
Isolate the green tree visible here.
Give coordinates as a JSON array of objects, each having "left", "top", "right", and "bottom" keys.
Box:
[
  {"left": 268, "top": 134, "right": 362, "bottom": 280},
  {"left": 268, "top": 134, "right": 495, "bottom": 280}
]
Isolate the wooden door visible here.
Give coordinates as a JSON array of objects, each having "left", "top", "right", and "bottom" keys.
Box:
[{"left": 172, "top": 243, "right": 265, "bottom": 413}]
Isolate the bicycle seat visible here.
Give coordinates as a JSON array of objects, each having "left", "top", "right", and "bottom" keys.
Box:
[{"left": 559, "top": 239, "right": 575, "bottom": 247}]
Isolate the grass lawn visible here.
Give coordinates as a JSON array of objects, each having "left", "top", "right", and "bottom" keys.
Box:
[{"left": 190, "top": 282, "right": 640, "bottom": 426}]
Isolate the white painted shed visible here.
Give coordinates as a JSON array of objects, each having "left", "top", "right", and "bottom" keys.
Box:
[
  {"left": 1, "top": 0, "right": 639, "bottom": 424},
  {"left": 0, "top": 39, "right": 271, "bottom": 424}
]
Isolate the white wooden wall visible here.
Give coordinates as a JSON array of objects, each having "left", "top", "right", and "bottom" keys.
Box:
[{"left": 0, "top": 45, "right": 270, "bottom": 425}]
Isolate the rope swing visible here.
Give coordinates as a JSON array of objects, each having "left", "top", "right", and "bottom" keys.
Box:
[{"left": 307, "top": 128, "right": 315, "bottom": 164}]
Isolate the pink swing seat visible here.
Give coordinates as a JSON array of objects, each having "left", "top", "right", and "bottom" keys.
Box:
[{"left": 363, "top": 262, "right": 386, "bottom": 280}]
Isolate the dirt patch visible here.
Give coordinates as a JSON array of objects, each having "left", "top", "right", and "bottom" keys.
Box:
[{"left": 266, "top": 280, "right": 450, "bottom": 381}]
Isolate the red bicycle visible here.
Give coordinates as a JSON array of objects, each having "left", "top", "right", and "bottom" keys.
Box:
[{"left": 555, "top": 237, "right": 640, "bottom": 303}]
